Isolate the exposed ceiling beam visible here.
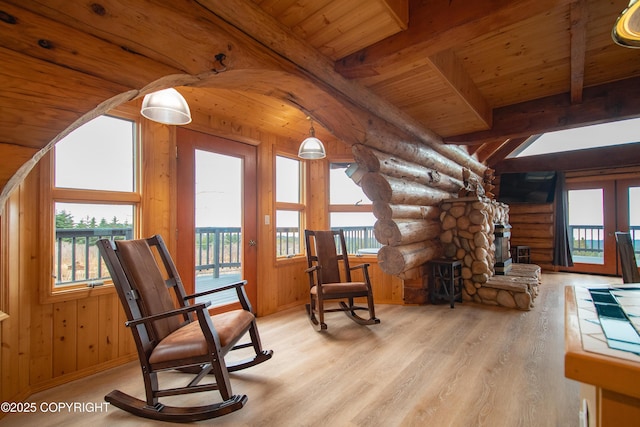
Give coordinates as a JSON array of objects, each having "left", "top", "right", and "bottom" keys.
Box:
[
  {"left": 473, "top": 138, "right": 509, "bottom": 164},
  {"left": 427, "top": 49, "right": 492, "bottom": 128},
  {"left": 493, "top": 142, "right": 640, "bottom": 173},
  {"left": 335, "top": 0, "right": 574, "bottom": 79},
  {"left": 570, "top": 0, "right": 587, "bottom": 104},
  {"left": 485, "top": 138, "right": 529, "bottom": 168},
  {"left": 444, "top": 76, "right": 640, "bottom": 145},
  {"left": 0, "top": 2, "right": 182, "bottom": 88},
  {"left": 195, "top": 0, "right": 486, "bottom": 174}
]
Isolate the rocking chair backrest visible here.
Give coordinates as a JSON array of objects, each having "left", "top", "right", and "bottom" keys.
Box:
[
  {"left": 615, "top": 232, "right": 640, "bottom": 283},
  {"left": 305, "top": 230, "right": 352, "bottom": 284},
  {"left": 115, "top": 238, "right": 183, "bottom": 341}
]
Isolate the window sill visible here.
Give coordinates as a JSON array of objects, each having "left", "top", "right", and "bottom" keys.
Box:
[
  {"left": 39, "top": 282, "right": 115, "bottom": 305},
  {"left": 276, "top": 255, "right": 306, "bottom": 266},
  {"left": 352, "top": 254, "right": 379, "bottom": 263}
]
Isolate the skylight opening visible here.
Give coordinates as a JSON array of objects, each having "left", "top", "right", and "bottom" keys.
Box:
[{"left": 510, "top": 117, "right": 640, "bottom": 158}]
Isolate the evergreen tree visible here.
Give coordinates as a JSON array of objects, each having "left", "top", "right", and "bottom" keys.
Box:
[{"left": 55, "top": 210, "right": 74, "bottom": 229}]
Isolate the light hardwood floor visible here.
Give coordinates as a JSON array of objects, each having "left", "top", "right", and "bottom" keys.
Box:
[{"left": 0, "top": 272, "right": 622, "bottom": 427}]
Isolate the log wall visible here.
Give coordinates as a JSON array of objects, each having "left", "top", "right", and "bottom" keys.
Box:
[
  {"left": 354, "top": 135, "right": 487, "bottom": 302},
  {"left": 508, "top": 203, "right": 555, "bottom": 271}
]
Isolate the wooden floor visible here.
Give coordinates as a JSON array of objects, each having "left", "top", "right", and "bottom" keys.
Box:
[{"left": 1, "top": 272, "right": 622, "bottom": 427}]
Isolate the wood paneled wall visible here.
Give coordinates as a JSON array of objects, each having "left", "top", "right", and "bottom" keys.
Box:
[{"left": 0, "top": 103, "right": 403, "bottom": 407}]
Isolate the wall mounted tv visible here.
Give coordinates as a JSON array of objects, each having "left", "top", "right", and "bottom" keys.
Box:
[{"left": 498, "top": 171, "right": 557, "bottom": 204}]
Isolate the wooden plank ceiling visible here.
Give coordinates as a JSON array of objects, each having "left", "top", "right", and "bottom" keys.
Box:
[{"left": 1, "top": 0, "right": 640, "bottom": 199}]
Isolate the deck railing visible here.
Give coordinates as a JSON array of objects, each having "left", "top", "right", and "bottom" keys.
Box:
[
  {"left": 55, "top": 228, "right": 133, "bottom": 285},
  {"left": 276, "top": 227, "right": 300, "bottom": 257},
  {"left": 55, "top": 225, "right": 382, "bottom": 285},
  {"left": 332, "top": 226, "right": 381, "bottom": 254},
  {"left": 55, "top": 223, "right": 640, "bottom": 285},
  {"left": 569, "top": 225, "right": 640, "bottom": 258},
  {"left": 569, "top": 225, "right": 605, "bottom": 257},
  {"left": 195, "top": 227, "right": 241, "bottom": 278},
  {"left": 275, "top": 225, "right": 381, "bottom": 257}
]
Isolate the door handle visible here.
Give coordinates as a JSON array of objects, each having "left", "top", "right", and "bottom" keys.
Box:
[{"left": 249, "top": 239, "right": 257, "bottom": 246}]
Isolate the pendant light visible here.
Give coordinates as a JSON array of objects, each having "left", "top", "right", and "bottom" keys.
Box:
[
  {"left": 140, "top": 88, "right": 192, "bottom": 125},
  {"left": 298, "top": 117, "right": 326, "bottom": 159},
  {"left": 612, "top": 0, "right": 640, "bottom": 48}
]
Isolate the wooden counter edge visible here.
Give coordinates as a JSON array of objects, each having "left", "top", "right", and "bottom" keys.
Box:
[{"left": 564, "top": 285, "right": 640, "bottom": 400}]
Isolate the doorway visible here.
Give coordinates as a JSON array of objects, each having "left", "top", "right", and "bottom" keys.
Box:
[
  {"left": 566, "top": 178, "right": 640, "bottom": 275},
  {"left": 617, "top": 178, "right": 640, "bottom": 266},
  {"left": 176, "top": 128, "right": 258, "bottom": 310}
]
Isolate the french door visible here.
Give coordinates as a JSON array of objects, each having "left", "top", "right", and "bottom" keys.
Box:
[
  {"left": 617, "top": 178, "right": 640, "bottom": 267},
  {"left": 176, "top": 128, "right": 258, "bottom": 310},
  {"left": 566, "top": 178, "right": 640, "bottom": 276}
]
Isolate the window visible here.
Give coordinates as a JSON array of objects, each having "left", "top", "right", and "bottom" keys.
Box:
[
  {"left": 275, "top": 155, "right": 304, "bottom": 257},
  {"left": 568, "top": 188, "right": 605, "bottom": 265},
  {"left": 511, "top": 117, "right": 640, "bottom": 158},
  {"left": 329, "top": 162, "right": 379, "bottom": 255},
  {"left": 42, "top": 114, "right": 139, "bottom": 300}
]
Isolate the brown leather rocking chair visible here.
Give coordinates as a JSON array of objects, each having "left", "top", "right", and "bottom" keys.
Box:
[
  {"left": 304, "top": 229, "right": 380, "bottom": 331},
  {"left": 615, "top": 231, "right": 640, "bottom": 283},
  {"left": 96, "top": 235, "right": 272, "bottom": 422}
]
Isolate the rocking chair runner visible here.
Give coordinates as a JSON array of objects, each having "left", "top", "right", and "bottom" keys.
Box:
[
  {"left": 304, "top": 229, "right": 380, "bottom": 330},
  {"left": 615, "top": 232, "right": 640, "bottom": 283},
  {"left": 96, "top": 235, "right": 272, "bottom": 422}
]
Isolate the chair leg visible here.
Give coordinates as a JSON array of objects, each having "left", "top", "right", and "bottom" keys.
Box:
[
  {"left": 367, "top": 292, "right": 377, "bottom": 321},
  {"left": 226, "top": 321, "right": 273, "bottom": 372},
  {"left": 306, "top": 295, "right": 327, "bottom": 331},
  {"left": 339, "top": 293, "right": 380, "bottom": 326},
  {"left": 143, "top": 371, "right": 160, "bottom": 408},
  {"left": 348, "top": 297, "right": 355, "bottom": 312},
  {"left": 306, "top": 295, "right": 318, "bottom": 326},
  {"left": 209, "top": 350, "right": 233, "bottom": 401},
  {"left": 317, "top": 296, "right": 328, "bottom": 330}
]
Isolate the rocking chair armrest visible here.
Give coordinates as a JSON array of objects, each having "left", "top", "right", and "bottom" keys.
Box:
[
  {"left": 183, "top": 280, "right": 248, "bottom": 301},
  {"left": 305, "top": 265, "right": 320, "bottom": 274},
  {"left": 349, "top": 263, "right": 370, "bottom": 271},
  {"left": 124, "top": 302, "right": 211, "bottom": 327}
]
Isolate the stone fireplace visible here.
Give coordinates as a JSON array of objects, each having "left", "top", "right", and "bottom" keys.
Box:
[{"left": 439, "top": 196, "right": 539, "bottom": 310}]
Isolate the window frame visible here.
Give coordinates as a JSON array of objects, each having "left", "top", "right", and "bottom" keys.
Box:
[
  {"left": 39, "top": 111, "right": 141, "bottom": 304},
  {"left": 0, "top": 219, "right": 8, "bottom": 322},
  {"left": 328, "top": 158, "right": 377, "bottom": 256},
  {"left": 274, "top": 152, "right": 306, "bottom": 260}
]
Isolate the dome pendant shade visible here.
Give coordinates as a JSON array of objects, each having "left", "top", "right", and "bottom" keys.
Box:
[
  {"left": 298, "top": 136, "right": 326, "bottom": 159},
  {"left": 613, "top": 0, "right": 640, "bottom": 48},
  {"left": 298, "top": 121, "right": 326, "bottom": 159},
  {"left": 141, "top": 88, "right": 192, "bottom": 125}
]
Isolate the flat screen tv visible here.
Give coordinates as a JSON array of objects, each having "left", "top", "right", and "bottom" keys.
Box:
[{"left": 498, "top": 171, "right": 557, "bottom": 204}]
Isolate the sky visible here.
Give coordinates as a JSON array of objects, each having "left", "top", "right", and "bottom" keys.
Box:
[
  {"left": 195, "top": 150, "right": 242, "bottom": 227},
  {"left": 54, "top": 115, "right": 135, "bottom": 225},
  {"left": 514, "top": 117, "right": 640, "bottom": 157}
]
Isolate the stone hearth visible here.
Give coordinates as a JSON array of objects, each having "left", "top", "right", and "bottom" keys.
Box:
[{"left": 439, "top": 196, "right": 539, "bottom": 310}]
